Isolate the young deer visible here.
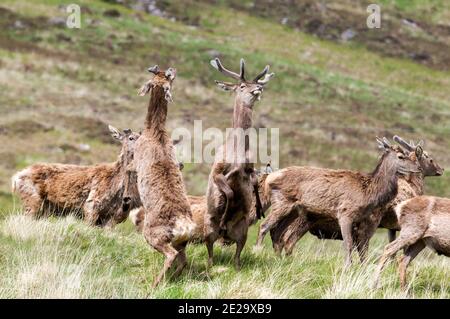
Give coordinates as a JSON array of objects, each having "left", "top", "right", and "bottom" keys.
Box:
[
  {"left": 273, "top": 136, "right": 443, "bottom": 260},
  {"left": 11, "top": 126, "right": 140, "bottom": 227},
  {"left": 204, "top": 58, "right": 274, "bottom": 269},
  {"left": 379, "top": 136, "right": 443, "bottom": 242},
  {"left": 374, "top": 195, "right": 450, "bottom": 290},
  {"left": 133, "top": 65, "right": 196, "bottom": 287},
  {"left": 255, "top": 138, "right": 421, "bottom": 266}
]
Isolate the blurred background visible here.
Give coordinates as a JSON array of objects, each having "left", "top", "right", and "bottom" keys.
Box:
[{"left": 0, "top": 0, "right": 449, "bottom": 214}]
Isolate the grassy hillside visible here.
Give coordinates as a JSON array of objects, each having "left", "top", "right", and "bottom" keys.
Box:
[
  {"left": 0, "top": 0, "right": 449, "bottom": 298},
  {"left": 1, "top": 214, "right": 449, "bottom": 298}
]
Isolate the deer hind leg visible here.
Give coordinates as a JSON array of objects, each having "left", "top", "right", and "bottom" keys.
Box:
[
  {"left": 373, "top": 231, "right": 423, "bottom": 289},
  {"left": 399, "top": 240, "right": 425, "bottom": 290},
  {"left": 229, "top": 219, "right": 248, "bottom": 270},
  {"left": 151, "top": 243, "right": 179, "bottom": 288},
  {"left": 205, "top": 231, "right": 219, "bottom": 268},
  {"left": 256, "top": 195, "right": 294, "bottom": 247},
  {"left": 173, "top": 242, "right": 188, "bottom": 278},
  {"left": 283, "top": 215, "right": 310, "bottom": 256}
]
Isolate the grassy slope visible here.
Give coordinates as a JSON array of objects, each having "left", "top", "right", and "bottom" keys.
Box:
[{"left": 0, "top": 0, "right": 449, "bottom": 298}]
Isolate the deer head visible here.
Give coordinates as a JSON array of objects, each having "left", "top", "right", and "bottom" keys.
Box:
[
  {"left": 210, "top": 58, "right": 274, "bottom": 107},
  {"left": 138, "top": 65, "right": 177, "bottom": 102},
  {"left": 376, "top": 137, "right": 422, "bottom": 176},
  {"left": 394, "top": 135, "right": 444, "bottom": 177},
  {"left": 109, "top": 125, "right": 141, "bottom": 168}
]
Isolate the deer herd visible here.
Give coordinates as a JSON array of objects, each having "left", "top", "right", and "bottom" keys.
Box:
[{"left": 11, "top": 58, "right": 449, "bottom": 291}]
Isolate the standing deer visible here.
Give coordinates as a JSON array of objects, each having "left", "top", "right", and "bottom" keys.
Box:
[
  {"left": 270, "top": 136, "right": 443, "bottom": 259},
  {"left": 255, "top": 138, "right": 422, "bottom": 266},
  {"left": 11, "top": 125, "right": 140, "bottom": 227},
  {"left": 204, "top": 58, "right": 274, "bottom": 269},
  {"left": 379, "top": 137, "right": 443, "bottom": 242},
  {"left": 374, "top": 195, "right": 450, "bottom": 290},
  {"left": 133, "top": 65, "right": 197, "bottom": 287}
]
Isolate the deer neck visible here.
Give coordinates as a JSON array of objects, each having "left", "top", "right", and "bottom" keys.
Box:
[
  {"left": 232, "top": 99, "right": 253, "bottom": 130},
  {"left": 365, "top": 155, "right": 399, "bottom": 211},
  {"left": 107, "top": 152, "right": 127, "bottom": 189},
  {"left": 145, "top": 86, "right": 168, "bottom": 135},
  {"left": 405, "top": 173, "right": 425, "bottom": 195}
]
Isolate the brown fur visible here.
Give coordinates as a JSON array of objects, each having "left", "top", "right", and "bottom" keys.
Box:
[
  {"left": 130, "top": 170, "right": 271, "bottom": 237},
  {"left": 204, "top": 58, "right": 274, "bottom": 269},
  {"left": 375, "top": 195, "right": 450, "bottom": 290},
  {"left": 270, "top": 137, "right": 443, "bottom": 260},
  {"left": 11, "top": 127, "right": 140, "bottom": 227},
  {"left": 133, "top": 66, "right": 196, "bottom": 287},
  {"left": 130, "top": 195, "right": 204, "bottom": 239},
  {"left": 255, "top": 140, "right": 421, "bottom": 265}
]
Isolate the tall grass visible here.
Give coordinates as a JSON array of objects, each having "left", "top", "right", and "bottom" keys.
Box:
[{"left": 0, "top": 214, "right": 448, "bottom": 298}]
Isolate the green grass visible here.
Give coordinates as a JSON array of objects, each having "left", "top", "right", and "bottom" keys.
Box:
[
  {"left": 0, "top": 0, "right": 449, "bottom": 299},
  {"left": 0, "top": 214, "right": 448, "bottom": 298}
]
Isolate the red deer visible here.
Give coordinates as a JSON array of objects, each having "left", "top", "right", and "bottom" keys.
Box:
[
  {"left": 133, "top": 65, "right": 197, "bottom": 287},
  {"left": 204, "top": 58, "right": 274, "bottom": 269},
  {"left": 374, "top": 195, "right": 450, "bottom": 290},
  {"left": 129, "top": 195, "right": 204, "bottom": 240},
  {"left": 270, "top": 136, "right": 443, "bottom": 259},
  {"left": 11, "top": 126, "right": 140, "bottom": 227},
  {"left": 255, "top": 138, "right": 421, "bottom": 266},
  {"left": 129, "top": 164, "right": 273, "bottom": 237}
]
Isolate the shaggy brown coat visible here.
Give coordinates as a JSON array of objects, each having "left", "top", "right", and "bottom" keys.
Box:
[
  {"left": 270, "top": 137, "right": 443, "bottom": 259},
  {"left": 130, "top": 170, "right": 271, "bottom": 237},
  {"left": 255, "top": 140, "right": 421, "bottom": 265},
  {"left": 133, "top": 66, "right": 196, "bottom": 287},
  {"left": 11, "top": 127, "right": 140, "bottom": 227},
  {"left": 374, "top": 195, "right": 450, "bottom": 289},
  {"left": 204, "top": 58, "right": 274, "bottom": 269}
]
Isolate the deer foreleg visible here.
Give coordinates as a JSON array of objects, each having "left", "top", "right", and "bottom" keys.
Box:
[{"left": 213, "top": 173, "right": 234, "bottom": 230}]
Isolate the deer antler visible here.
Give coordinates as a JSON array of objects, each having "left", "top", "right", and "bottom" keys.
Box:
[
  {"left": 376, "top": 136, "right": 391, "bottom": 150},
  {"left": 210, "top": 58, "right": 245, "bottom": 81},
  {"left": 253, "top": 65, "right": 269, "bottom": 82},
  {"left": 394, "top": 135, "right": 414, "bottom": 151},
  {"left": 257, "top": 72, "right": 275, "bottom": 85}
]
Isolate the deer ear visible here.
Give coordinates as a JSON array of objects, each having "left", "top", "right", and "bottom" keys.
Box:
[
  {"left": 215, "top": 80, "right": 236, "bottom": 92},
  {"left": 138, "top": 80, "right": 153, "bottom": 96},
  {"left": 416, "top": 145, "right": 423, "bottom": 159},
  {"left": 109, "top": 125, "right": 123, "bottom": 140}
]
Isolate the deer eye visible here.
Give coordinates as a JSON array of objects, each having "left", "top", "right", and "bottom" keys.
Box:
[
  {"left": 240, "top": 84, "right": 246, "bottom": 89},
  {"left": 397, "top": 154, "right": 405, "bottom": 159},
  {"left": 129, "top": 136, "right": 134, "bottom": 141}
]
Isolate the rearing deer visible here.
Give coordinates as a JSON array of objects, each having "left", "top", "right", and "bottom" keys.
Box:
[
  {"left": 134, "top": 65, "right": 196, "bottom": 287},
  {"left": 204, "top": 58, "right": 274, "bottom": 269}
]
